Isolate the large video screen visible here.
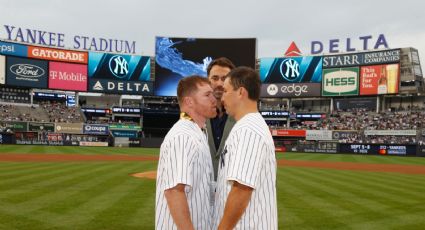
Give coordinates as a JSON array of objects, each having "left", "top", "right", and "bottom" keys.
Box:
[
  {"left": 259, "top": 56, "right": 322, "bottom": 83},
  {"left": 88, "top": 53, "right": 152, "bottom": 95},
  {"left": 154, "top": 37, "right": 256, "bottom": 96},
  {"left": 6, "top": 56, "right": 48, "bottom": 89}
]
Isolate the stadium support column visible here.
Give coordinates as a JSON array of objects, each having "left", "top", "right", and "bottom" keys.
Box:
[
  {"left": 330, "top": 98, "right": 333, "bottom": 113},
  {"left": 376, "top": 96, "right": 380, "bottom": 113},
  {"left": 76, "top": 93, "right": 79, "bottom": 107},
  {"left": 287, "top": 99, "right": 291, "bottom": 128},
  {"left": 30, "top": 89, "right": 34, "bottom": 105}
]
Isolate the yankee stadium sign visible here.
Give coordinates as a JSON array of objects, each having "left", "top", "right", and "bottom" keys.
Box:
[{"left": 2, "top": 24, "right": 136, "bottom": 54}]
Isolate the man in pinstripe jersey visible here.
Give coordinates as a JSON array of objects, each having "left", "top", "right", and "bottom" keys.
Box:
[
  {"left": 155, "top": 76, "right": 217, "bottom": 230},
  {"left": 214, "top": 67, "right": 278, "bottom": 229}
]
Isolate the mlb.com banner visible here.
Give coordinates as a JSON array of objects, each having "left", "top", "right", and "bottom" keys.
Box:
[
  {"left": 322, "top": 67, "right": 359, "bottom": 96},
  {"left": 88, "top": 52, "right": 152, "bottom": 95},
  {"left": 6, "top": 56, "right": 48, "bottom": 88},
  {"left": 49, "top": 62, "right": 87, "bottom": 91},
  {"left": 83, "top": 124, "right": 109, "bottom": 135}
]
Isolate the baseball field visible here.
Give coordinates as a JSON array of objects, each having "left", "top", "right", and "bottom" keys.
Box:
[{"left": 1, "top": 145, "right": 425, "bottom": 230}]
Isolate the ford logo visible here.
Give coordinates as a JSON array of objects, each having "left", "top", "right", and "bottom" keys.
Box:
[{"left": 10, "top": 64, "right": 45, "bottom": 78}]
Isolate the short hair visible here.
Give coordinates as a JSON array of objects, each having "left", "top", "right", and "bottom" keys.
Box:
[
  {"left": 177, "top": 75, "right": 211, "bottom": 105},
  {"left": 227, "top": 66, "right": 261, "bottom": 101},
  {"left": 206, "top": 57, "right": 236, "bottom": 76}
]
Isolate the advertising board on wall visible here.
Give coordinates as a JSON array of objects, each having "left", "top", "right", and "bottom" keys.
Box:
[
  {"left": 359, "top": 64, "right": 399, "bottom": 95},
  {"left": 49, "top": 61, "right": 87, "bottom": 91},
  {"left": 83, "top": 124, "right": 109, "bottom": 135},
  {"left": 0, "top": 41, "right": 28, "bottom": 57},
  {"left": 28, "top": 46, "right": 88, "bottom": 64},
  {"left": 88, "top": 52, "right": 152, "bottom": 95},
  {"left": 55, "top": 123, "right": 83, "bottom": 134},
  {"left": 6, "top": 56, "right": 48, "bottom": 88},
  {"left": 322, "top": 67, "right": 359, "bottom": 96},
  {"left": 322, "top": 49, "right": 400, "bottom": 68},
  {"left": 261, "top": 83, "right": 321, "bottom": 98}
]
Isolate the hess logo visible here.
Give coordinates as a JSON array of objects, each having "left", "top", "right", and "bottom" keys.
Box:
[
  {"left": 109, "top": 55, "right": 129, "bottom": 78},
  {"left": 280, "top": 59, "right": 300, "bottom": 81},
  {"left": 267, "top": 84, "right": 278, "bottom": 95}
]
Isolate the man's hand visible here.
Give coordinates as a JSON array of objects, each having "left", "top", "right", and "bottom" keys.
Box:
[{"left": 165, "top": 184, "right": 195, "bottom": 230}]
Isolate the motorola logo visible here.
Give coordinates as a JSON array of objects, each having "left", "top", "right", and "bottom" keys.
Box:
[
  {"left": 109, "top": 55, "right": 129, "bottom": 78},
  {"left": 267, "top": 84, "right": 278, "bottom": 96},
  {"left": 280, "top": 59, "right": 300, "bottom": 82}
]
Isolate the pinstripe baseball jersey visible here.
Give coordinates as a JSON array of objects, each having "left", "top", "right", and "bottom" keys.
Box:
[
  {"left": 213, "top": 112, "right": 277, "bottom": 229},
  {"left": 155, "top": 119, "right": 214, "bottom": 230}
]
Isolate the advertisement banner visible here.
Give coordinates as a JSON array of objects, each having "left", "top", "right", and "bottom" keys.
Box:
[
  {"left": 364, "top": 130, "right": 416, "bottom": 136},
  {"left": 332, "top": 131, "right": 359, "bottom": 140},
  {"left": 360, "top": 64, "right": 399, "bottom": 95},
  {"left": 27, "top": 46, "right": 88, "bottom": 64},
  {"left": 111, "top": 130, "right": 138, "bottom": 138},
  {"left": 49, "top": 61, "right": 87, "bottom": 91},
  {"left": 0, "top": 55, "right": 5, "bottom": 84},
  {"left": 322, "top": 67, "right": 359, "bottom": 96},
  {"left": 339, "top": 143, "right": 416, "bottom": 156},
  {"left": 6, "top": 56, "right": 48, "bottom": 88},
  {"left": 261, "top": 83, "right": 321, "bottom": 98},
  {"left": 306, "top": 130, "right": 333, "bottom": 141},
  {"left": 79, "top": 141, "right": 108, "bottom": 147},
  {"left": 28, "top": 122, "right": 55, "bottom": 132},
  {"left": 88, "top": 52, "right": 152, "bottom": 95},
  {"left": 334, "top": 97, "right": 376, "bottom": 111},
  {"left": 323, "top": 49, "right": 400, "bottom": 68},
  {"left": 83, "top": 124, "right": 109, "bottom": 135},
  {"left": 109, "top": 124, "right": 141, "bottom": 130},
  {"left": 1, "top": 121, "right": 28, "bottom": 132},
  {"left": 260, "top": 56, "right": 322, "bottom": 83},
  {"left": 55, "top": 123, "right": 83, "bottom": 134},
  {"left": 154, "top": 37, "right": 256, "bottom": 96},
  {"left": 0, "top": 133, "right": 15, "bottom": 144},
  {"left": 271, "top": 129, "right": 306, "bottom": 137},
  {"left": 0, "top": 41, "right": 28, "bottom": 57}
]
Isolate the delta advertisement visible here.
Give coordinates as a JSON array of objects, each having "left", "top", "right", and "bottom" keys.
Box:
[
  {"left": 0, "top": 55, "right": 4, "bottom": 84},
  {"left": 83, "top": 124, "right": 109, "bottom": 135},
  {"left": 260, "top": 56, "right": 322, "bottom": 97},
  {"left": 0, "top": 40, "right": 27, "bottom": 57},
  {"left": 49, "top": 61, "right": 87, "bottom": 91},
  {"left": 359, "top": 64, "right": 399, "bottom": 95},
  {"left": 6, "top": 56, "right": 48, "bottom": 88},
  {"left": 322, "top": 67, "right": 359, "bottom": 96},
  {"left": 322, "top": 49, "right": 400, "bottom": 68},
  {"left": 88, "top": 52, "right": 153, "bottom": 95}
]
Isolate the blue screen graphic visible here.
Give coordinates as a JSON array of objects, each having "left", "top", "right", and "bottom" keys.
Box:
[{"left": 260, "top": 56, "right": 322, "bottom": 83}]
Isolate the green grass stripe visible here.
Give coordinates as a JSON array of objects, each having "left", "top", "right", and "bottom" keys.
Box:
[
  {"left": 0, "top": 163, "right": 120, "bottom": 205},
  {"left": 285, "top": 167, "right": 421, "bottom": 209},
  {"left": 0, "top": 210, "right": 53, "bottom": 230},
  {"left": 0, "top": 163, "right": 96, "bottom": 194}
]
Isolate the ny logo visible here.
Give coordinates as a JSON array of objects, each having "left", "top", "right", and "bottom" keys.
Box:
[
  {"left": 109, "top": 55, "right": 129, "bottom": 78},
  {"left": 280, "top": 59, "right": 300, "bottom": 81},
  {"left": 220, "top": 146, "right": 228, "bottom": 168}
]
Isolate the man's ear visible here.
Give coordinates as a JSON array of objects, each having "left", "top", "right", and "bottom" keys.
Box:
[
  {"left": 183, "top": 96, "right": 193, "bottom": 107},
  {"left": 238, "top": 87, "right": 247, "bottom": 99}
]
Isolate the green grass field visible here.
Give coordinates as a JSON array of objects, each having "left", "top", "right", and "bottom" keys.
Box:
[{"left": 1, "top": 145, "right": 425, "bottom": 229}]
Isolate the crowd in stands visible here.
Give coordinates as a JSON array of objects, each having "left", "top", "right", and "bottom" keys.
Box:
[
  {"left": 0, "top": 104, "right": 38, "bottom": 122},
  {"left": 41, "top": 101, "right": 82, "bottom": 123}
]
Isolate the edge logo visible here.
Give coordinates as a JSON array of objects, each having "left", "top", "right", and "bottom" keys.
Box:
[
  {"left": 109, "top": 55, "right": 129, "bottom": 78},
  {"left": 280, "top": 59, "right": 300, "bottom": 82},
  {"left": 10, "top": 64, "right": 44, "bottom": 78},
  {"left": 281, "top": 84, "right": 308, "bottom": 96}
]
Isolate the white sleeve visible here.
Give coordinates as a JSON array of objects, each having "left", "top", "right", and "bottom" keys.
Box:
[
  {"left": 162, "top": 134, "right": 197, "bottom": 191},
  {"left": 226, "top": 128, "right": 266, "bottom": 189}
]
